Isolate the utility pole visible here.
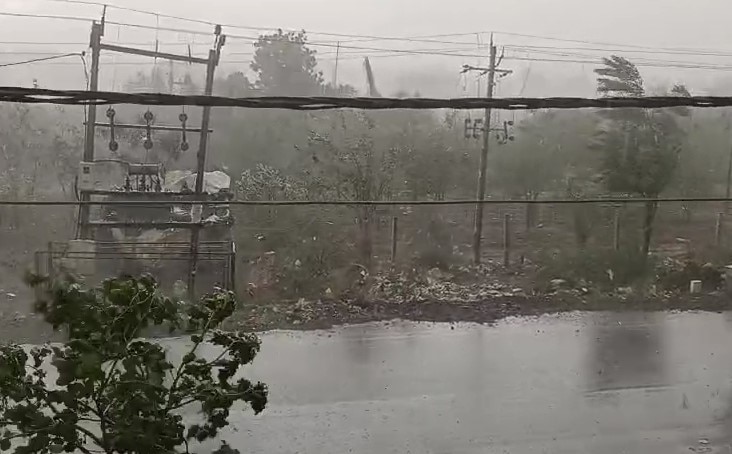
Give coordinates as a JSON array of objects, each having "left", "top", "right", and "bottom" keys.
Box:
[
  {"left": 77, "top": 15, "right": 227, "bottom": 298},
  {"left": 726, "top": 145, "right": 732, "bottom": 205},
  {"left": 463, "top": 36, "right": 512, "bottom": 264},
  {"left": 333, "top": 42, "right": 340, "bottom": 88},
  {"left": 79, "top": 20, "right": 103, "bottom": 239},
  {"left": 188, "top": 27, "right": 226, "bottom": 298}
]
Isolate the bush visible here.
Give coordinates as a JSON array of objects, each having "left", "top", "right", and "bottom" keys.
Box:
[{"left": 0, "top": 274, "right": 267, "bottom": 454}]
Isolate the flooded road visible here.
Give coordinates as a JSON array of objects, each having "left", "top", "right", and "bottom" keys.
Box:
[{"left": 185, "top": 312, "right": 732, "bottom": 454}]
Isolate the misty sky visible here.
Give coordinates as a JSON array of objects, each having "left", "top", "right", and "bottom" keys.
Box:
[{"left": 3, "top": 0, "right": 732, "bottom": 97}]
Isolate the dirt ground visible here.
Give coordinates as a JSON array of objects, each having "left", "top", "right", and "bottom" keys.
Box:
[
  {"left": 2, "top": 287, "right": 732, "bottom": 344},
  {"left": 224, "top": 292, "right": 732, "bottom": 333}
]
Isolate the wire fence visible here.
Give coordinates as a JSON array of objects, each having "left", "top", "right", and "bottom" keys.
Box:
[{"left": 1, "top": 200, "right": 729, "bottom": 297}]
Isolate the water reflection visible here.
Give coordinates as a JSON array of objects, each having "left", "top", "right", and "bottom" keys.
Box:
[{"left": 586, "top": 312, "right": 667, "bottom": 392}]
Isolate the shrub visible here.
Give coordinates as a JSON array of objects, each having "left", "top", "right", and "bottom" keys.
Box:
[{"left": 0, "top": 274, "right": 267, "bottom": 454}]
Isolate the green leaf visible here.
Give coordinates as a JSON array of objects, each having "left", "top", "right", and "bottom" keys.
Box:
[{"left": 7, "top": 274, "right": 268, "bottom": 454}]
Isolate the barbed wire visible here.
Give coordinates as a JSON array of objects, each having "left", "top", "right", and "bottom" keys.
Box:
[
  {"left": 2, "top": 197, "right": 731, "bottom": 207},
  {"left": 0, "top": 87, "right": 730, "bottom": 110}
]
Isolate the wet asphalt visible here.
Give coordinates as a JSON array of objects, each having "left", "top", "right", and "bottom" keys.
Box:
[{"left": 183, "top": 312, "right": 732, "bottom": 454}]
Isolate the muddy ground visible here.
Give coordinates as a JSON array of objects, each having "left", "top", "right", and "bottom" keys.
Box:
[
  {"left": 3, "top": 291, "right": 730, "bottom": 345},
  {"left": 226, "top": 291, "right": 732, "bottom": 332}
]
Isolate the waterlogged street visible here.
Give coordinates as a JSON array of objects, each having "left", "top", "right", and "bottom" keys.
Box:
[{"left": 173, "top": 312, "right": 732, "bottom": 454}]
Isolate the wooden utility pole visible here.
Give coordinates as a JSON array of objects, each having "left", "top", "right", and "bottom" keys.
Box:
[
  {"left": 472, "top": 37, "right": 497, "bottom": 264},
  {"left": 188, "top": 29, "right": 226, "bottom": 297},
  {"left": 79, "top": 20, "right": 103, "bottom": 239}
]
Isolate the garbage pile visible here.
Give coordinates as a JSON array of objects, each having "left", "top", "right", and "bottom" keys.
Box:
[{"left": 369, "top": 268, "right": 526, "bottom": 304}]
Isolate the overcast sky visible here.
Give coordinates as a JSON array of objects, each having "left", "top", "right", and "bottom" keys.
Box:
[{"left": 3, "top": 0, "right": 732, "bottom": 96}]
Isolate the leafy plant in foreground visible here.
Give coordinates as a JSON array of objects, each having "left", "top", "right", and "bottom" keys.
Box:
[{"left": 0, "top": 274, "right": 267, "bottom": 454}]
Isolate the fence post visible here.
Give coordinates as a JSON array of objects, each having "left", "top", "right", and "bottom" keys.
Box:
[
  {"left": 47, "top": 241, "right": 54, "bottom": 280},
  {"left": 525, "top": 202, "right": 531, "bottom": 232},
  {"left": 613, "top": 208, "right": 621, "bottom": 251},
  {"left": 716, "top": 212, "right": 724, "bottom": 246},
  {"left": 390, "top": 216, "right": 398, "bottom": 263},
  {"left": 503, "top": 214, "right": 511, "bottom": 267}
]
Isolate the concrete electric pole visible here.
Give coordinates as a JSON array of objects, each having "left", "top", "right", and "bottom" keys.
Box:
[{"left": 462, "top": 36, "right": 513, "bottom": 264}]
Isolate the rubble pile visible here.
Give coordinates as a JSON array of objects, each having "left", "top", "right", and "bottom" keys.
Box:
[{"left": 369, "top": 268, "right": 526, "bottom": 304}]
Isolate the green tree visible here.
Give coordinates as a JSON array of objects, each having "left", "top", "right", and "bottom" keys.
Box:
[
  {"left": 300, "top": 112, "right": 399, "bottom": 268},
  {"left": 0, "top": 275, "right": 267, "bottom": 454},
  {"left": 250, "top": 29, "right": 355, "bottom": 97},
  {"left": 251, "top": 29, "right": 324, "bottom": 96},
  {"left": 593, "top": 56, "right": 690, "bottom": 257}
]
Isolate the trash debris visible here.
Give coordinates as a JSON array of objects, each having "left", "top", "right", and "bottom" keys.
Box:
[{"left": 549, "top": 279, "right": 568, "bottom": 291}]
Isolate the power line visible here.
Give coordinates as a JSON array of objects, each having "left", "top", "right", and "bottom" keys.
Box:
[
  {"left": 104, "top": 20, "right": 214, "bottom": 36},
  {"left": 6, "top": 45, "right": 732, "bottom": 71},
  {"left": 0, "top": 11, "right": 94, "bottom": 22},
  {"left": 505, "top": 46, "right": 732, "bottom": 67},
  {"left": 39, "top": 0, "right": 215, "bottom": 27},
  {"left": 2, "top": 86, "right": 732, "bottom": 110},
  {"left": 0, "top": 52, "right": 84, "bottom": 68},
  {"left": 505, "top": 44, "right": 732, "bottom": 59},
  {"left": 10, "top": 5, "right": 732, "bottom": 57},
  {"left": 0, "top": 196, "right": 731, "bottom": 207},
  {"left": 4, "top": 53, "right": 732, "bottom": 72},
  {"left": 503, "top": 55, "right": 732, "bottom": 71},
  {"left": 0, "top": 12, "right": 214, "bottom": 36},
  {"left": 494, "top": 30, "right": 728, "bottom": 54},
  {"left": 8, "top": 8, "right": 732, "bottom": 66},
  {"left": 7, "top": 9, "right": 732, "bottom": 71}
]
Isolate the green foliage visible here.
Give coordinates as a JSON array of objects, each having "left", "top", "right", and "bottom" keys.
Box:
[
  {"left": 237, "top": 164, "right": 307, "bottom": 202},
  {"left": 252, "top": 29, "right": 322, "bottom": 95},
  {"left": 0, "top": 275, "right": 267, "bottom": 454},
  {"left": 593, "top": 56, "right": 689, "bottom": 197},
  {"left": 593, "top": 56, "right": 691, "bottom": 256}
]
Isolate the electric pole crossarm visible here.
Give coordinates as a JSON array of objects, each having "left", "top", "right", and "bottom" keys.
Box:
[
  {"left": 99, "top": 43, "right": 208, "bottom": 65},
  {"left": 88, "top": 122, "right": 212, "bottom": 133}
]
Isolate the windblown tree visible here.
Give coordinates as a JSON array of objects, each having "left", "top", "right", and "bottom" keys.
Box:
[{"left": 593, "top": 56, "right": 690, "bottom": 257}]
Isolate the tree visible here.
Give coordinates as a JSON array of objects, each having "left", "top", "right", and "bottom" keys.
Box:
[
  {"left": 593, "top": 56, "right": 690, "bottom": 257},
  {"left": 251, "top": 30, "right": 325, "bottom": 96},
  {"left": 300, "top": 112, "right": 399, "bottom": 268},
  {"left": 0, "top": 274, "right": 267, "bottom": 454},
  {"left": 250, "top": 30, "right": 355, "bottom": 97}
]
